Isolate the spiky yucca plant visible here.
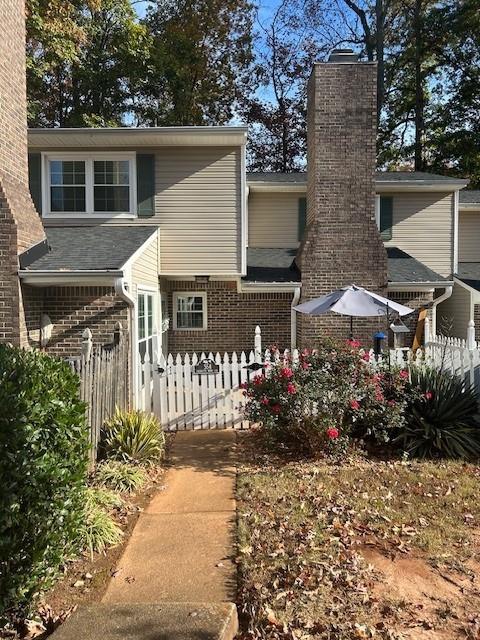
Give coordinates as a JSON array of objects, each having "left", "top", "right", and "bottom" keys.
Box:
[
  {"left": 397, "top": 367, "right": 480, "bottom": 459},
  {"left": 102, "top": 408, "right": 165, "bottom": 463}
]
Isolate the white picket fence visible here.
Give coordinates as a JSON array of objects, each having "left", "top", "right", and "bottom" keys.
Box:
[{"left": 138, "top": 320, "right": 480, "bottom": 431}]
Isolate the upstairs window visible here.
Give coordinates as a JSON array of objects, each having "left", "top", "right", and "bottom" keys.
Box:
[{"left": 44, "top": 153, "right": 136, "bottom": 217}]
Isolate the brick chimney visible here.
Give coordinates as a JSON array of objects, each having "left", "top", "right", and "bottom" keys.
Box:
[
  {"left": 0, "top": 0, "right": 46, "bottom": 346},
  {"left": 297, "top": 50, "right": 388, "bottom": 346}
]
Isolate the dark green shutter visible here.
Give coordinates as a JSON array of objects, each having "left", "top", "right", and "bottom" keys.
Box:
[
  {"left": 298, "top": 197, "right": 307, "bottom": 241},
  {"left": 379, "top": 196, "right": 393, "bottom": 240},
  {"left": 136, "top": 154, "right": 155, "bottom": 217},
  {"left": 28, "top": 153, "right": 42, "bottom": 214}
]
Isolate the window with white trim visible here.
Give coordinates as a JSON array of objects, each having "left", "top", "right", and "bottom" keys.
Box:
[
  {"left": 137, "top": 290, "right": 155, "bottom": 363},
  {"left": 44, "top": 153, "right": 136, "bottom": 217},
  {"left": 173, "top": 292, "right": 207, "bottom": 330}
]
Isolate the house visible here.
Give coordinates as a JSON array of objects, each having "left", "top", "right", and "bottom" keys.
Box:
[
  {"left": 0, "top": 28, "right": 468, "bottom": 408},
  {"left": 437, "top": 190, "right": 480, "bottom": 339}
]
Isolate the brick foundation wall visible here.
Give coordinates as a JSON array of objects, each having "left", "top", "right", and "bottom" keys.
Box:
[
  {"left": 165, "top": 281, "right": 293, "bottom": 355},
  {"left": 297, "top": 58, "right": 388, "bottom": 347},
  {"left": 0, "top": 0, "right": 45, "bottom": 346},
  {"left": 41, "top": 286, "right": 130, "bottom": 357}
]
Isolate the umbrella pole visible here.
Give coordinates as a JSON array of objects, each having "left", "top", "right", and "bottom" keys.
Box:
[{"left": 350, "top": 315, "right": 353, "bottom": 339}]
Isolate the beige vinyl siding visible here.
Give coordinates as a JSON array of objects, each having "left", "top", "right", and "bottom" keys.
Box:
[
  {"left": 438, "top": 282, "right": 472, "bottom": 339},
  {"left": 383, "top": 192, "right": 454, "bottom": 277},
  {"left": 131, "top": 234, "right": 160, "bottom": 288},
  {"left": 154, "top": 146, "right": 241, "bottom": 275},
  {"left": 249, "top": 192, "right": 300, "bottom": 248},
  {"left": 459, "top": 210, "right": 480, "bottom": 262}
]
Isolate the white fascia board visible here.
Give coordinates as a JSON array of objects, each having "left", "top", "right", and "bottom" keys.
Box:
[
  {"left": 18, "top": 270, "right": 123, "bottom": 286},
  {"left": 376, "top": 182, "right": 468, "bottom": 193},
  {"left": 121, "top": 228, "right": 160, "bottom": 272},
  {"left": 240, "top": 281, "right": 302, "bottom": 293},
  {"left": 240, "top": 144, "right": 247, "bottom": 275},
  {"left": 248, "top": 183, "right": 307, "bottom": 193},
  {"left": 387, "top": 281, "right": 453, "bottom": 291},
  {"left": 28, "top": 127, "right": 248, "bottom": 149}
]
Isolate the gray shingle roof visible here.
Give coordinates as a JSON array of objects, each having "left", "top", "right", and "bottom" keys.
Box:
[
  {"left": 387, "top": 247, "right": 448, "bottom": 283},
  {"left": 247, "top": 171, "right": 467, "bottom": 185},
  {"left": 456, "top": 263, "right": 480, "bottom": 291},
  {"left": 459, "top": 190, "right": 480, "bottom": 204},
  {"left": 24, "top": 226, "right": 158, "bottom": 272},
  {"left": 244, "top": 248, "right": 300, "bottom": 283}
]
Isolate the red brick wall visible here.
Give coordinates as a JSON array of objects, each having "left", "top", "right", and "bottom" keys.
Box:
[
  {"left": 0, "top": 0, "right": 45, "bottom": 346},
  {"left": 297, "top": 59, "right": 388, "bottom": 347},
  {"left": 41, "top": 286, "right": 130, "bottom": 357},
  {"left": 165, "top": 280, "right": 293, "bottom": 355}
]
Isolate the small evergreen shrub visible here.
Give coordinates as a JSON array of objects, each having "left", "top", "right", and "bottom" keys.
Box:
[
  {"left": 397, "top": 366, "right": 480, "bottom": 459},
  {"left": 0, "top": 346, "right": 89, "bottom": 613},
  {"left": 102, "top": 408, "right": 165, "bottom": 463},
  {"left": 95, "top": 460, "right": 148, "bottom": 493}
]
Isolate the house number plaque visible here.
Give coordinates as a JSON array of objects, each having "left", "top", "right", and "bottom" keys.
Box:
[{"left": 194, "top": 358, "right": 220, "bottom": 375}]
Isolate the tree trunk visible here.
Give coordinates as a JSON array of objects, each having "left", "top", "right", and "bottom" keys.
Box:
[
  {"left": 375, "top": 0, "right": 385, "bottom": 120},
  {"left": 413, "top": 0, "right": 425, "bottom": 171}
]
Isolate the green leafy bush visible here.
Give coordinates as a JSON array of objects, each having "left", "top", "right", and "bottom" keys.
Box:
[
  {"left": 80, "top": 489, "right": 123, "bottom": 556},
  {"left": 95, "top": 460, "right": 148, "bottom": 493},
  {"left": 242, "top": 339, "right": 410, "bottom": 455},
  {"left": 0, "top": 346, "right": 89, "bottom": 613},
  {"left": 102, "top": 408, "right": 165, "bottom": 463},
  {"left": 397, "top": 366, "right": 480, "bottom": 459}
]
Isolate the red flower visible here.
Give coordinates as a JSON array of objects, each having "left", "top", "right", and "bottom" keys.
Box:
[
  {"left": 301, "top": 348, "right": 311, "bottom": 357},
  {"left": 362, "top": 352, "right": 371, "bottom": 362},
  {"left": 350, "top": 399, "right": 360, "bottom": 410},
  {"left": 271, "top": 404, "right": 281, "bottom": 414},
  {"left": 375, "top": 391, "right": 384, "bottom": 402},
  {"left": 261, "top": 396, "right": 270, "bottom": 405},
  {"left": 424, "top": 391, "right": 433, "bottom": 400},
  {"left": 387, "top": 399, "right": 396, "bottom": 407},
  {"left": 301, "top": 361, "right": 310, "bottom": 370},
  {"left": 286, "top": 382, "right": 296, "bottom": 394},
  {"left": 280, "top": 367, "right": 294, "bottom": 379},
  {"left": 253, "top": 374, "right": 264, "bottom": 385},
  {"left": 240, "top": 382, "right": 248, "bottom": 390},
  {"left": 399, "top": 370, "right": 409, "bottom": 380},
  {"left": 326, "top": 427, "right": 339, "bottom": 439},
  {"left": 347, "top": 338, "right": 361, "bottom": 348}
]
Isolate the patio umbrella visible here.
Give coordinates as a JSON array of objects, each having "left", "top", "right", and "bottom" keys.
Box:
[{"left": 294, "top": 284, "right": 414, "bottom": 337}]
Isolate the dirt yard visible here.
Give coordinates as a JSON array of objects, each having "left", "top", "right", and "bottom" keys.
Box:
[{"left": 237, "top": 431, "right": 480, "bottom": 639}]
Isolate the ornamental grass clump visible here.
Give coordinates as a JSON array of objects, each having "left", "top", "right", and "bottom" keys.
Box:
[
  {"left": 0, "top": 345, "right": 89, "bottom": 613},
  {"left": 95, "top": 460, "right": 148, "bottom": 493},
  {"left": 102, "top": 408, "right": 165, "bottom": 463},
  {"left": 242, "top": 339, "right": 411, "bottom": 456}
]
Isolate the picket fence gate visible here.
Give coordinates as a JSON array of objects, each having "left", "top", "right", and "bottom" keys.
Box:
[{"left": 138, "top": 320, "right": 480, "bottom": 431}]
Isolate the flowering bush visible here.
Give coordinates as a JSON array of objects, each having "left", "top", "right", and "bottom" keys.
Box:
[{"left": 242, "top": 338, "right": 411, "bottom": 456}]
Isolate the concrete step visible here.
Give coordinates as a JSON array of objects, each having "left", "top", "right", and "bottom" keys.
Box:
[{"left": 51, "top": 602, "right": 239, "bottom": 640}]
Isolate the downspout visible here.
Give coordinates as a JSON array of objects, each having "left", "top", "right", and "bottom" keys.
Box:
[
  {"left": 430, "top": 286, "right": 453, "bottom": 337},
  {"left": 114, "top": 276, "right": 136, "bottom": 408},
  {"left": 291, "top": 287, "right": 301, "bottom": 350}
]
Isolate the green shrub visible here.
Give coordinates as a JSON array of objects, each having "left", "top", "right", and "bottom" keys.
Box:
[
  {"left": 86, "top": 486, "right": 124, "bottom": 510},
  {"left": 397, "top": 366, "right": 480, "bottom": 459},
  {"left": 95, "top": 460, "right": 148, "bottom": 493},
  {"left": 102, "top": 408, "right": 165, "bottom": 463},
  {"left": 0, "top": 346, "right": 89, "bottom": 613},
  {"left": 242, "top": 339, "right": 410, "bottom": 455},
  {"left": 80, "top": 489, "right": 123, "bottom": 556}
]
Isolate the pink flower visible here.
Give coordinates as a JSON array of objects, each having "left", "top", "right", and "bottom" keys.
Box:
[
  {"left": 240, "top": 382, "right": 248, "bottom": 390},
  {"left": 387, "top": 399, "right": 396, "bottom": 407},
  {"left": 301, "top": 348, "right": 311, "bottom": 357},
  {"left": 326, "top": 427, "right": 339, "bottom": 440},
  {"left": 253, "top": 374, "right": 264, "bottom": 385},
  {"left": 280, "top": 367, "right": 294, "bottom": 379},
  {"left": 271, "top": 404, "right": 281, "bottom": 415},
  {"left": 399, "top": 370, "right": 409, "bottom": 380},
  {"left": 261, "top": 396, "right": 270, "bottom": 405},
  {"left": 362, "top": 352, "right": 371, "bottom": 362},
  {"left": 424, "top": 391, "right": 433, "bottom": 400},
  {"left": 350, "top": 399, "right": 360, "bottom": 410},
  {"left": 301, "top": 361, "right": 310, "bottom": 370},
  {"left": 375, "top": 391, "right": 384, "bottom": 402},
  {"left": 286, "top": 382, "right": 296, "bottom": 394},
  {"left": 372, "top": 373, "right": 384, "bottom": 383}
]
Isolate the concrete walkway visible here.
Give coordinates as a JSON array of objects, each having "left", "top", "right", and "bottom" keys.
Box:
[{"left": 103, "top": 430, "right": 237, "bottom": 604}]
